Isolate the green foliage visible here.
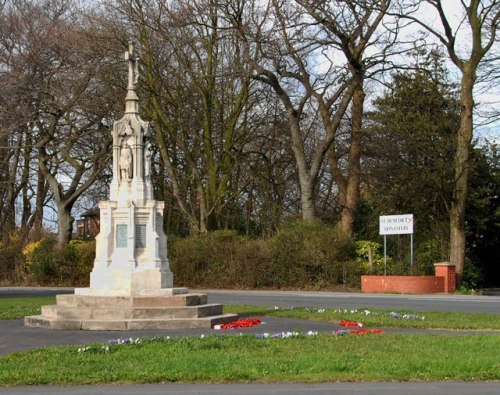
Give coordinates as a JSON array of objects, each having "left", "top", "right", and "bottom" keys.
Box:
[
  {"left": 362, "top": 50, "right": 459, "bottom": 273},
  {"left": 0, "top": 232, "right": 26, "bottom": 283},
  {"left": 20, "top": 237, "right": 95, "bottom": 286},
  {"left": 23, "top": 237, "right": 59, "bottom": 284},
  {"left": 414, "top": 239, "right": 443, "bottom": 275},
  {"left": 351, "top": 240, "right": 384, "bottom": 273},
  {"left": 459, "top": 259, "right": 482, "bottom": 292},
  {"left": 466, "top": 143, "right": 500, "bottom": 286},
  {"left": 68, "top": 240, "right": 96, "bottom": 285},
  {"left": 269, "top": 221, "right": 354, "bottom": 287},
  {"left": 170, "top": 221, "right": 360, "bottom": 289},
  {"left": 169, "top": 230, "right": 270, "bottom": 288}
]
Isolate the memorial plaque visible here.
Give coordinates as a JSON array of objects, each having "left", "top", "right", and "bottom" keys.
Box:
[
  {"left": 116, "top": 224, "right": 128, "bottom": 248},
  {"left": 135, "top": 224, "right": 146, "bottom": 248}
]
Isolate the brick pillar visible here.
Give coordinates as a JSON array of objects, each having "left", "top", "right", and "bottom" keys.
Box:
[{"left": 434, "top": 262, "right": 456, "bottom": 293}]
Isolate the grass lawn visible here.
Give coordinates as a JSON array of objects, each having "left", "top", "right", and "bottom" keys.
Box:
[
  {"left": 0, "top": 297, "right": 56, "bottom": 319},
  {"left": 0, "top": 334, "right": 499, "bottom": 385},
  {"left": 224, "top": 305, "right": 500, "bottom": 330},
  {"left": 0, "top": 296, "right": 498, "bottom": 385}
]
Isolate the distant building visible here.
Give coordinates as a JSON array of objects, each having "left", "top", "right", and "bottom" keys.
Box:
[{"left": 75, "top": 208, "right": 100, "bottom": 239}]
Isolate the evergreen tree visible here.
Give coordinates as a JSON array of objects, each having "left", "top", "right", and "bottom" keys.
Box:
[{"left": 363, "top": 52, "right": 461, "bottom": 268}]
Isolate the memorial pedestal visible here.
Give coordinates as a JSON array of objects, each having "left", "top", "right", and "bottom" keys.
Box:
[{"left": 25, "top": 292, "right": 236, "bottom": 330}]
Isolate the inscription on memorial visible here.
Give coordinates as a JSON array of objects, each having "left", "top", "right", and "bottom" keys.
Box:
[
  {"left": 116, "top": 224, "right": 128, "bottom": 248},
  {"left": 135, "top": 224, "right": 146, "bottom": 248}
]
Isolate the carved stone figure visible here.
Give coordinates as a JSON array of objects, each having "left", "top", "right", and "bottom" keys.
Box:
[
  {"left": 119, "top": 142, "right": 133, "bottom": 181},
  {"left": 123, "top": 119, "right": 133, "bottom": 136},
  {"left": 145, "top": 141, "right": 152, "bottom": 178}
]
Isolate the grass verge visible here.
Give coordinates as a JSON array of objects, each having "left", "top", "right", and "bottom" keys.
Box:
[
  {"left": 224, "top": 305, "right": 500, "bottom": 330},
  {"left": 0, "top": 297, "right": 55, "bottom": 319},
  {"left": 0, "top": 334, "right": 498, "bottom": 385},
  {"left": 0, "top": 297, "right": 499, "bottom": 385}
]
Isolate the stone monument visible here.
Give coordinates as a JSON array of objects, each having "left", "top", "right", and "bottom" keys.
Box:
[{"left": 25, "top": 43, "right": 236, "bottom": 330}]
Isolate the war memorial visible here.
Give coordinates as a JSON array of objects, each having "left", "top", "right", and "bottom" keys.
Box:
[{"left": 24, "top": 43, "right": 236, "bottom": 330}]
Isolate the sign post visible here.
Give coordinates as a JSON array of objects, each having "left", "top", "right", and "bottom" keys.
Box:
[{"left": 379, "top": 214, "right": 414, "bottom": 275}]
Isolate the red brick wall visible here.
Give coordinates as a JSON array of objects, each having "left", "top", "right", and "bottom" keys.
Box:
[
  {"left": 361, "top": 263, "right": 457, "bottom": 294},
  {"left": 434, "top": 263, "right": 456, "bottom": 293},
  {"left": 361, "top": 276, "right": 445, "bottom": 294}
]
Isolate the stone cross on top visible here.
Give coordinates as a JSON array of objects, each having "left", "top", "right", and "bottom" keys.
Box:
[
  {"left": 108, "top": 41, "right": 153, "bottom": 202},
  {"left": 125, "top": 41, "right": 139, "bottom": 89},
  {"left": 124, "top": 41, "right": 140, "bottom": 114}
]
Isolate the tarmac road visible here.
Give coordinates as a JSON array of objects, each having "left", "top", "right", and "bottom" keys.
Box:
[
  {"left": 203, "top": 288, "right": 500, "bottom": 314},
  {"left": 0, "top": 287, "right": 499, "bottom": 395},
  {"left": 1, "top": 287, "right": 498, "bottom": 313}
]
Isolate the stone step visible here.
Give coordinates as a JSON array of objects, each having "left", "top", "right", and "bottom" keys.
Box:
[
  {"left": 56, "top": 293, "right": 208, "bottom": 308},
  {"left": 132, "top": 294, "right": 208, "bottom": 307},
  {"left": 41, "top": 304, "right": 224, "bottom": 320},
  {"left": 24, "top": 313, "right": 238, "bottom": 331},
  {"left": 123, "top": 315, "right": 237, "bottom": 331},
  {"left": 130, "top": 304, "right": 223, "bottom": 319},
  {"left": 24, "top": 316, "right": 82, "bottom": 330}
]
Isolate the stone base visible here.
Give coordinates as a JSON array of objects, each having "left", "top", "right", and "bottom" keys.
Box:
[
  {"left": 24, "top": 292, "right": 237, "bottom": 331},
  {"left": 74, "top": 286, "right": 189, "bottom": 297}
]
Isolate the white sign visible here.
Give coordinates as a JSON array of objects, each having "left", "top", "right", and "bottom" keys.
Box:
[{"left": 379, "top": 214, "right": 413, "bottom": 235}]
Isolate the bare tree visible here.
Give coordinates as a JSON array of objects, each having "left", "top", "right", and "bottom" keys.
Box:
[
  {"left": 296, "top": 0, "right": 392, "bottom": 235},
  {"left": 1, "top": 0, "right": 122, "bottom": 246},
  {"left": 224, "top": 0, "right": 394, "bottom": 232},
  {"left": 114, "top": 0, "right": 255, "bottom": 233},
  {"left": 224, "top": 0, "right": 349, "bottom": 221}
]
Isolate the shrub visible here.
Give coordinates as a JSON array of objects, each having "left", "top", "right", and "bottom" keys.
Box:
[
  {"left": 414, "top": 239, "right": 445, "bottom": 275},
  {"left": 68, "top": 240, "right": 95, "bottom": 286},
  {"left": 269, "top": 221, "right": 353, "bottom": 288},
  {"left": 22, "top": 237, "right": 58, "bottom": 284},
  {"left": 460, "top": 259, "right": 482, "bottom": 291},
  {"left": 170, "top": 222, "right": 364, "bottom": 289},
  {"left": 21, "top": 237, "right": 95, "bottom": 286},
  {"left": 169, "top": 231, "right": 271, "bottom": 288},
  {"left": 0, "top": 232, "right": 26, "bottom": 283},
  {"left": 170, "top": 230, "right": 241, "bottom": 287},
  {"left": 351, "top": 240, "right": 384, "bottom": 274}
]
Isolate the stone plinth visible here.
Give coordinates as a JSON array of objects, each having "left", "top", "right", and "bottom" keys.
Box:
[{"left": 25, "top": 293, "right": 237, "bottom": 331}]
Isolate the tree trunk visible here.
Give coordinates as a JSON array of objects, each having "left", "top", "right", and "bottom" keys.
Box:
[
  {"left": 289, "top": 110, "right": 316, "bottom": 222},
  {"left": 20, "top": 128, "right": 33, "bottom": 230},
  {"left": 339, "top": 84, "right": 364, "bottom": 236},
  {"left": 449, "top": 67, "right": 475, "bottom": 283},
  {"left": 56, "top": 203, "right": 74, "bottom": 248},
  {"left": 32, "top": 166, "right": 47, "bottom": 239},
  {"left": 198, "top": 182, "right": 208, "bottom": 233},
  {"left": 0, "top": 132, "right": 21, "bottom": 241},
  {"left": 299, "top": 175, "right": 316, "bottom": 222}
]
